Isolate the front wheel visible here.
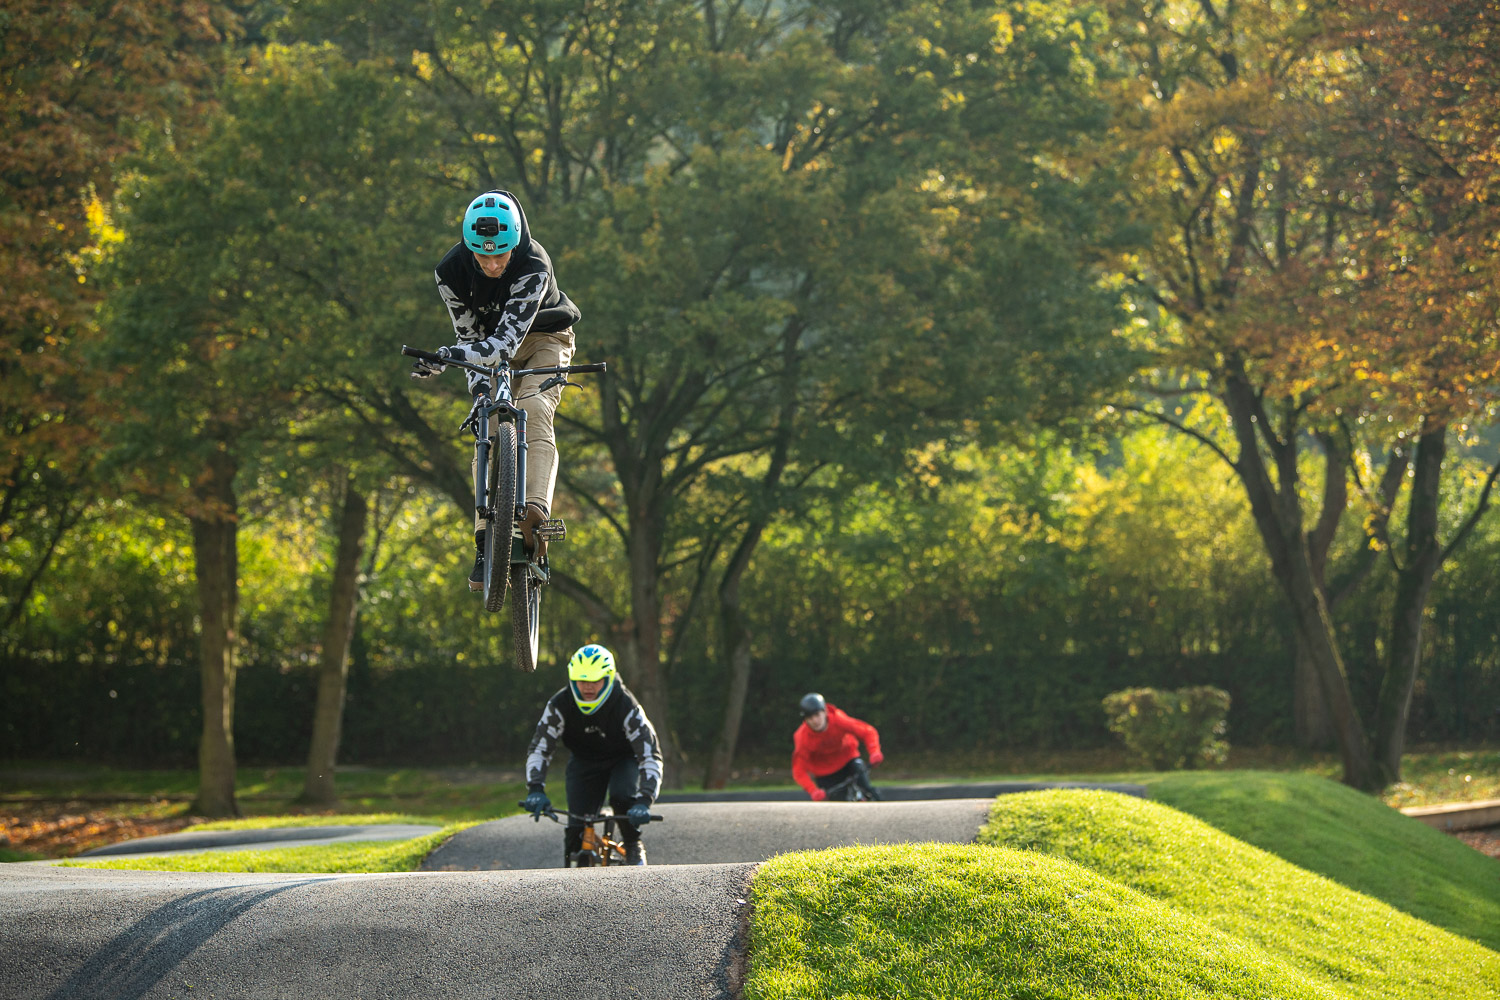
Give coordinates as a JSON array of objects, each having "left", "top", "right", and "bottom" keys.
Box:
[
  {"left": 510, "top": 561, "right": 542, "bottom": 672},
  {"left": 483, "top": 420, "right": 519, "bottom": 614}
]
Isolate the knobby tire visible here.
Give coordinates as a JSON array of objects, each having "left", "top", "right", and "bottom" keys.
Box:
[
  {"left": 510, "top": 561, "right": 541, "bottom": 672},
  {"left": 483, "top": 420, "right": 518, "bottom": 614}
]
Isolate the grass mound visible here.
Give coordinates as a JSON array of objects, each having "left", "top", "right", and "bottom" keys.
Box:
[
  {"left": 747, "top": 788, "right": 1499, "bottom": 999},
  {"left": 1142, "top": 769, "right": 1500, "bottom": 948},
  {"left": 981, "top": 789, "right": 1499, "bottom": 998},
  {"left": 59, "top": 822, "right": 474, "bottom": 873},
  {"left": 748, "top": 842, "right": 1330, "bottom": 1000}
]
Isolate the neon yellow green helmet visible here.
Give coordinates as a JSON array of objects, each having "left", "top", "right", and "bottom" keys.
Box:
[{"left": 567, "top": 644, "right": 617, "bottom": 715}]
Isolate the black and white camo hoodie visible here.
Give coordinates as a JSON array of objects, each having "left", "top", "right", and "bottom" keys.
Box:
[
  {"left": 524, "top": 681, "right": 664, "bottom": 804},
  {"left": 434, "top": 189, "right": 581, "bottom": 395}
]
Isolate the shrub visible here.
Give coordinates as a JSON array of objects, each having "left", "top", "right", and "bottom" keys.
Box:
[{"left": 1102, "top": 686, "right": 1230, "bottom": 770}]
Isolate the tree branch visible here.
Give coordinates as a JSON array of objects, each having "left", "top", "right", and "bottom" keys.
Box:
[
  {"left": 1110, "top": 402, "right": 1237, "bottom": 471},
  {"left": 1439, "top": 452, "right": 1500, "bottom": 566}
]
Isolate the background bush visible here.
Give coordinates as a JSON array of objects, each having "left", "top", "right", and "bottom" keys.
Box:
[{"left": 1102, "top": 686, "right": 1231, "bottom": 770}]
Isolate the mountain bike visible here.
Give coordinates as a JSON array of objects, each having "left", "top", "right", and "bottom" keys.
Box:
[
  {"left": 402, "top": 345, "right": 606, "bottom": 672},
  {"left": 820, "top": 759, "right": 881, "bottom": 802},
  {"left": 523, "top": 804, "right": 664, "bottom": 867}
]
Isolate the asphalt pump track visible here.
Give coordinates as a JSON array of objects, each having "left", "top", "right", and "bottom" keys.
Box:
[{"left": 0, "top": 782, "right": 1144, "bottom": 1000}]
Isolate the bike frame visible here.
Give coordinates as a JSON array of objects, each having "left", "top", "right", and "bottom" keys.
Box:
[
  {"left": 402, "top": 345, "right": 605, "bottom": 669},
  {"left": 470, "top": 370, "right": 527, "bottom": 536},
  {"left": 523, "top": 804, "right": 665, "bottom": 867},
  {"left": 819, "top": 759, "right": 880, "bottom": 802},
  {"left": 401, "top": 345, "right": 605, "bottom": 566}
]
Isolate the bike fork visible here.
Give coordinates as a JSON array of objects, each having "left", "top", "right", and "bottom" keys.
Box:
[
  {"left": 514, "top": 409, "right": 528, "bottom": 523},
  {"left": 473, "top": 431, "right": 491, "bottom": 524}
]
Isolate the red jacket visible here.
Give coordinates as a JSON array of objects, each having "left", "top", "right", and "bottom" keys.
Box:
[{"left": 791, "top": 704, "right": 881, "bottom": 794}]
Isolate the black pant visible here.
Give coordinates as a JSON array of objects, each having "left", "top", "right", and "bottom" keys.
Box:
[
  {"left": 564, "top": 755, "right": 642, "bottom": 857},
  {"left": 814, "top": 757, "right": 878, "bottom": 799}
]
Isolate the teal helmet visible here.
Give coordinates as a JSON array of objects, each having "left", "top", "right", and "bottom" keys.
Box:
[
  {"left": 462, "top": 191, "right": 521, "bottom": 256},
  {"left": 567, "top": 644, "right": 617, "bottom": 715}
]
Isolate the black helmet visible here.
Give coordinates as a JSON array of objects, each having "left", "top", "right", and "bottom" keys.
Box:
[{"left": 799, "top": 692, "right": 826, "bottom": 717}]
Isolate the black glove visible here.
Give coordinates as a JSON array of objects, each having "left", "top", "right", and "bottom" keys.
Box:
[
  {"left": 523, "top": 788, "right": 551, "bottom": 815},
  {"left": 409, "top": 345, "right": 464, "bottom": 380},
  {"left": 625, "top": 799, "right": 653, "bottom": 826}
]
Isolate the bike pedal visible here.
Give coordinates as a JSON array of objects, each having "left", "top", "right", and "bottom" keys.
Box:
[{"left": 536, "top": 517, "right": 566, "bottom": 541}]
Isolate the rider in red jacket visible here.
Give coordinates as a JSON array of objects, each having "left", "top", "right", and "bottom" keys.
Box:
[{"left": 791, "top": 693, "right": 883, "bottom": 800}]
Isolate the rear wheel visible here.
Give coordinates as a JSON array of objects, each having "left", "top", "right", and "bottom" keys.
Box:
[{"left": 483, "top": 420, "right": 518, "bottom": 614}]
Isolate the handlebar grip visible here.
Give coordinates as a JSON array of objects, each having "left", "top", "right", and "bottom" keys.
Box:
[
  {"left": 570, "top": 362, "right": 607, "bottom": 373},
  {"left": 402, "top": 345, "right": 446, "bottom": 363}
]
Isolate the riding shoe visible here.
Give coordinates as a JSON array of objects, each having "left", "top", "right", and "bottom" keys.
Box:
[
  {"left": 519, "top": 503, "right": 548, "bottom": 562},
  {"left": 625, "top": 840, "right": 646, "bottom": 866},
  {"left": 468, "top": 530, "right": 486, "bottom": 592}
]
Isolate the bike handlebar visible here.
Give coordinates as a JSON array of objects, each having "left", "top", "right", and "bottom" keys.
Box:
[
  {"left": 402, "top": 345, "right": 607, "bottom": 379},
  {"left": 520, "top": 803, "right": 664, "bottom": 824}
]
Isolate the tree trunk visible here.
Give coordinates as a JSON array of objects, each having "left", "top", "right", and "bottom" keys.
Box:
[
  {"left": 1220, "top": 367, "right": 1378, "bottom": 789},
  {"left": 299, "top": 480, "right": 369, "bottom": 807},
  {"left": 625, "top": 509, "right": 676, "bottom": 780},
  {"left": 1374, "top": 420, "right": 1446, "bottom": 785},
  {"left": 1294, "top": 431, "right": 1347, "bottom": 751},
  {"left": 188, "top": 449, "right": 240, "bottom": 818},
  {"left": 703, "top": 525, "right": 765, "bottom": 789},
  {"left": 1292, "top": 633, "right": 1335, "bottom": 749}
]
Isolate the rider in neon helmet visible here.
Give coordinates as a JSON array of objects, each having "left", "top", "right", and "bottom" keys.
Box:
[
  {"left": 522, "top": 644, "right": 664, "bottom": 865},
  {"left": 567, "top": 643, "right": 617, "bottom": 714}
]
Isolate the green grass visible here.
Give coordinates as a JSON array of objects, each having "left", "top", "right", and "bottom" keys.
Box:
[
  {"left": 1382, "top": 748, "right": 1500, "bottom": 807},
  {"left": 0, "top": 763, "right": 529, "bottom": 822},
  {"left": 59, "top": 822, "right": 476, "bottom": 874},
  {"left": 1140, "top": 769, "right": 1500, "bottom": 947},
  {"left": 982, "top": 790, "right": 1499, "bottom": 990},
  {"left": 748, "top": 843, "right": 1333, "bottom": 1000},
  {"left": 746, "top": 787, "right": 1500, "bottom": 999},
  {"left": 184, "top": 812, "right": 433, "bottom": 832}
]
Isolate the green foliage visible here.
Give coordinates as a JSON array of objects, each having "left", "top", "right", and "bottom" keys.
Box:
[
  {"left": 1102, "top": 686, "right": 1230, "bottom": 771},
  {"left": 7, "top": 0, "right": 1500, "bottom": 783},
  {"left": 10, "top": 419, "right": 1500, "bottom": 770}
]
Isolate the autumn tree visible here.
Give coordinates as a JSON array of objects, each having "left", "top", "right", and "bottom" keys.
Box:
[
  {"left": 0, "top": 0, "right": 231, "bottom": 628},
  {"left": 1300, "top": 0, "right": 1500, "bottom": 780},
  {"left": 1103, "top": 0, "right": 1500, "bottom": 789}
]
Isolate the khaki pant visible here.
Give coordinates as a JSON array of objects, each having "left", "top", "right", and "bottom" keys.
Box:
[{"left": 472, "top": 327, "right": 575, "bottom": 532}]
